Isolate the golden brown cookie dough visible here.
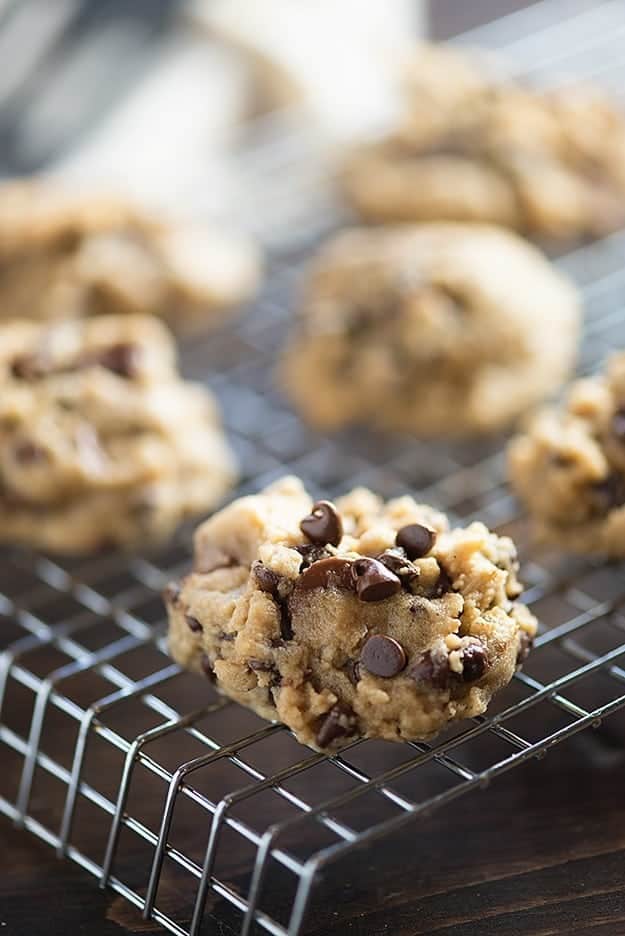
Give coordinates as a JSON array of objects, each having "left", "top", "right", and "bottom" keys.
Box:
[
  {"left": 509, "top": 353, "right": 625, "bottom": 555},
  {"left": 0, "top": 314, "right": 236, "bottom": 554},
  {"left": 0, "top": 180, "right": 261, "bottom": 332},
  {"left": 166, "top": 476, "right": 536, "bottom": 750},
  {"left": 342, "top": 44, "right": 625, "bottom": 241},
  {"left": 279, "top": 224, "right": 580, "bottom": 435}
]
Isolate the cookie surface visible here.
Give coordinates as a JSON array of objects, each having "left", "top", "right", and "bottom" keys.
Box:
[
  {"left": 0, "top": 180, "right": 261, "bottom": 332},
  {"left": 166, "top": 476, "right": 536, "bottom": 750},
  {"left": 0, "top": 314, "right": 236, "bottom": 553},
  {"left": 279, "top": 224, "right": 580, "bottom": 435},
  {"left": 342, "top": 44, "right": 625, "bottom": 240},
  {"left": 509, "top": 353, "right": 625, "bottom": 555}
]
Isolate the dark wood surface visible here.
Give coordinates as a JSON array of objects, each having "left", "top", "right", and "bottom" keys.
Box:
[{"left": 2, "top": 732, "right": 625, "bottom": 936}]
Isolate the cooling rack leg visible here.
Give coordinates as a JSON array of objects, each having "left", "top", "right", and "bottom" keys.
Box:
[
  {"left": 239, "top": 828, "right": 281, "bottom": 936},
  {"left": 58, "top": 708, "right": 97, "bottom": 855},
  {"left": 189, "top": 797, "right": 233, "bottom": 936},
  {"left": 287, "top": 859, "right": 320, "bottom": 936},
  {"left": 14, "top": 678, "right": 54, "bottom": 825}
]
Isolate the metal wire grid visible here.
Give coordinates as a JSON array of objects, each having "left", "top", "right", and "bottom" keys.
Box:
[{"left": 2, "top": 1, "right": 625, "bottom": 934}]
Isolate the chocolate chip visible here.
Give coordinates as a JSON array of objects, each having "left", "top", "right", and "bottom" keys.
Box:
[
  {"left": 351, "top": 558, "right": 401, "bottom": 602},
  {"left": 296, "top": 543, "right": 332, "bottom": 570},
  {"left": 376, "top": 549, "right": 420, "bottom": 589},
  {"left": 92, "top": 342, "right": 141, "bottom": 378},
  {"left": 360, "top": 635, "right": 407, "bottom": 677},
  {"left": 10, "top": 352, "right": 49, "bottom": 380},
  {"left": 162, "top": 582, "right": 181, "bottom": 606},
  {"left": 461, "top": 643, "right": 488, "bottom": 682},
  {"left": 408, "top": 650, "right": 449, "bottom": 690},
  {"left": 13, "top": 440, "right": 47, "bottom": 463},
  {"left": 297, "top": 556, "right": 355, "bottom": 591},
  {"left": 315, "top": 702, "right": 357, "bottom": 748},
  {"left": 200, "top": 653, "right": 216, "bottom": 683},
  {"left": 279, "top": 603, "right": 293, "bottom": 642},
  {"left": 613, "top": 409, "right": 625, "bottom": 440},
  {"left": 395, "top": 523, "right": 437, "bottom": 559},
  {"left": 433, "top": 564, "right": 452, "bottom": 598},
  {"left": 185, "top": 614, "right": 202, "bottom": 633},
  {"left": 516, "top": 630, "right": 534, "bottom": 666},
  {"left": 593, "top": 474, "right": 625, "bottom": 511},
  {"left": 344, "top": 659, "right": 361, "bottom": 686},
  {"left": 253, "top": 561, "right": 280, "bottom": 594},
  {"left": 300, "top": 500, "right": 343, "bottom": 547},
  {"left": 218, "top": 630, "right": 236, "bottom": 642}
]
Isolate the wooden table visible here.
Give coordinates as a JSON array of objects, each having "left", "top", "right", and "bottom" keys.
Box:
[{"left": 3, "top": 728, "right": 625, "bottom": 936}]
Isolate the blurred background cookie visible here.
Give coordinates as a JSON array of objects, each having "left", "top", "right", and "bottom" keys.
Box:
[
  {"left": 342, "top": 43, "right": 625, "bottom": 241},
  {"left": 0, "top": 180, "right": 261, "bottom": 332},
  {"left": 280, "top": 223, "right": 580, "bottom": 435},
  {"left": 509, "top": 353, "right": 625, "bottom": 555},
  {"left": 0, "top": 313, "right": 236, "bottom": 553}
]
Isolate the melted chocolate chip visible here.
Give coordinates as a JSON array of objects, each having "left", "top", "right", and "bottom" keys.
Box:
[
  {"left": 360, "top": 635, "right": 407, "bottom": 677},
  {"left": 315, "top": 702, "right": 357, "bottom": 749},
  {"left": 461, "top": 643, "right": 488, "bottom": 682},
  {"left": 218, "top": 630, "right": 236, "bottom": 642},
  {"left": 613, "top": 409, "right": 625, "bottom": 440},
  {"left": 516, "top": 630, "right": 534, "bottom": 666},
  {"left": 10, "top": 352, "right": 49, "bottom": 380},
  {"left": 93, "top": 343, "right": 140, "bottom": 378},
  {"left": 162, "top": 582, "right": 181, "bottom": 606},
  {"left": 396, "top": 523, "right": 437, "bottom": 559},
  {"left": 344, "top": 659, "right": 361, "bottom": 686},
  {"left": 376, "top": 549, "right": 420, "bottom": 589},
  {"left": 253, "top": 561, "right": 280, "bottom": 594},
  {"left": 433, "top": 564, "right": 452, "bottom": 598},
  {"left": 252, "top": 564, "right": 294, "bottom": 639},
  {"left": 408, "top": 650, "right": 449, "bottom": 690},
  {"left": 296, "top": 543, "right": 332, "bottom": 570},
  {"left": 300, "top": 500, "right": 343, "bottom": 547},
  {"left": 13, "top": 440, "right": 47, "bottom": 463},
  {"left": 297, "top": 556, "right": 354, "bottom": 591},
  {"left": 200, "top": 653, "right": 216, "bottom": 683},
  {"left": 593, "top": 474, "right": 625, "bottom": 511},
  {"left": 351, "top": 558, "right": 401, "bottom": 602},
  {"left": 185, "top": 614, "right": 202, "bottom": 633}
]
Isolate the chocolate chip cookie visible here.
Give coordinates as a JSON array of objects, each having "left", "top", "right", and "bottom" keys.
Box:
[
  {"left": 342, "top": 44, "right": 625, "bottom": 240},
  {"left": 279, "top": 225, "right": 580, "bottom": 435},
  {"left": 166, "top": 476, "right": 536, "bottom": 750},
  {"left": 509, "top": 353, "right": 625, "bottom": 555},
  {"left": 0, "top": 180, "right": 261, "bottom": 332},
  {"left": 0, "top": 314, "right": 236, "bottom": 554}
]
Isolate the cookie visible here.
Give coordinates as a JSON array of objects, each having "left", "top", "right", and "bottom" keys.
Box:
[
  {"left": 0, "top": 180, "right": 261, "bottom": 332},
  {"left": 0, "top": 314, "right": 236, "bottom": 554},
  {"left": 166, "top": 476, "right": 536, "bottom": 750},
  {"left": 279, "top": 225, "right": 580, "bottom": 435},
  {"left": 342, "top": 44, "right": 625, "bottom": 240},
  {"left": 509, "top": 353, "right": 625, "bottom": 555}
]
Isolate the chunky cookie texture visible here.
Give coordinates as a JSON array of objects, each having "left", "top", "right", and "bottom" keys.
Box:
[
  {"left": 509, "top": 353, "right": 625, "bottom": 555},
  {"left": 0, "top": 315, "right": 236, "bottom": 554},
  {"left": 279, "top": 225, "right": 579, "bottom": 435},
  {"left": 342, "top": 44, "right": 625, "bottom": 240},
  {"left": 0, "top": 180, "right": 261, "bottom": 332},
  {"left": 166, "top": 477, "right": 536, "bottom": 750}
]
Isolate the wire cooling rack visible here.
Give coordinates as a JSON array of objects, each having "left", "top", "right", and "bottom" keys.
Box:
[{"left": 4, "top": 2, "right": 625, "bottom": 934}]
